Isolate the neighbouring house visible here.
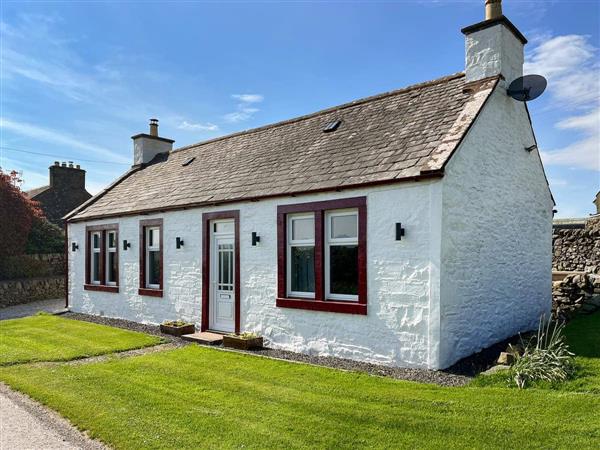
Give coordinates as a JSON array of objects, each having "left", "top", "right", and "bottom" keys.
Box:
[
  {"left": 26, "top": 161, "right": 92, "bottom": 227},
  {"left": 65, "top": 1, "right": 554, "bottom": 369}
]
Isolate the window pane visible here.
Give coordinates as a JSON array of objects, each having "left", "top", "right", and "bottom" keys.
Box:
[
  {"left": 107, "top": 252, "right": 117, "bottom": 283},
  {"left": 215, "top": 221, "right": 234, "bottom": 233},
  {"left": 292, "top": 217, "right": 314, "bottom": 241},
  {"left": 329, "top": 245, "right": 358, "bottom": 296},
  {"left": 148, "top": 250, "right": 160, "bottom": 286},
  {"left": 331, "top": 214, "right": 357, "bottom": 239},
  {"left": 92, "top": 252, "right": 100, "bottom": 282},
  {"left": 148, "top": 228, "right": 160, "bottom": 248},
  {"left": 108, "top": 232, "right": 116, "bottom": 248},
  {"left": 291, "top": 246, "right": 315, "bottom": 293},
  {"left": 93, "top": 233, "right": 100, "bottom": 248}
]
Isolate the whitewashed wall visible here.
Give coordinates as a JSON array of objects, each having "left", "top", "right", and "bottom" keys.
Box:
[
  {"left": 68, "top": 181, "right": 443, "bottom": 368},
  {"left": 437, "top": 86, "right": 554, "bottom": 369}
]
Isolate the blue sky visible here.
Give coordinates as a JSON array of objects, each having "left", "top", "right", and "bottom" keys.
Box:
[{"left": 1, "top": 0, "right": 598, "bottom": 218}]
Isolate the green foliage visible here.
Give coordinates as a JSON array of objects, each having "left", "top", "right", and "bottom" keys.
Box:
[
  {"left": 510, "top": 318, "right": 575, "bottom": 389},
  {"left": 162, "top": 320, "right": 192, "bottom": 327},
  {"left": 0, "top": 315, "right": 162, "bottom": 365},
  {"left": 25, "top": 217, "right": 65, "bottom": 254},
  {"left": 228, "top": 332, "right": 260, "bottom": 339}
]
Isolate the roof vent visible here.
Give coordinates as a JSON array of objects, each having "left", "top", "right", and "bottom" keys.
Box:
[
  {"left": 182, "top": 157, "right": 196, "bottom": 167},
  {"left": 323, "top": 120, "right": 342, "bottom": 133}
]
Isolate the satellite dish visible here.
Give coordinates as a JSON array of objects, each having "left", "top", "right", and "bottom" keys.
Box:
[{"left": 507, "top": 75, "right": 547, "bottom": 102}]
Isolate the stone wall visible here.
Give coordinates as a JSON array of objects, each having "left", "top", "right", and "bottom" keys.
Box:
[
  {"left": 552, "top": 216, "right": 600, "bottom": 271},
  {"left": 0, "top": 276, "right": 65, "bottom": 308},
  {"left": 553, "top": 269, "right": 600, "bottom": 321}
]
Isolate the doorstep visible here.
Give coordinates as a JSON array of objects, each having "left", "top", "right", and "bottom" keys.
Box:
[{"left": 181, "top": 331, "right": 224, "bottom": 345}]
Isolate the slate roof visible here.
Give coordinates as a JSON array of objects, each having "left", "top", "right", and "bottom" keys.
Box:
[
  {"left": 69, "top": 73, "right": 499, "bottom": 221},
  {"left": 25, "top": 185, "right": 50, "bottom": 198}
]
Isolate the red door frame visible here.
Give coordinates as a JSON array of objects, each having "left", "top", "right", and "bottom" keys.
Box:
[{"left": 201, "top": 210, "right": 241, "bottom": 333}]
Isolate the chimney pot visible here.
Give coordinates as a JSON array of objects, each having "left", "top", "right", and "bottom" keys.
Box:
[
  {"left": 68, "top": 161, "right": 74, "bottom": 168},
  {"left": 54, "top": 161, "right": 60, "bottom": 166},
  {"left": 485, "top": 0, "right": 502, "bottom": 20},
  {"left": 149, "top": 118, "right": 159, "bottom": 137},
  {"left": 76, "top": 164, "right": 81, "bottom": 169},
  {"left": 61, "top": 162, "right": 67, "bottom": 167}
]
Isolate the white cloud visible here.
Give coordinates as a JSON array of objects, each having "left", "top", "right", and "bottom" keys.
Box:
[
  {"left": 231, "top": 94, "right": 264, "bottom": 103},
  {"left": 0, "top": 117, "right": 130, "bottom": 164},
  {"left": 527, "top": 34, "right": 600, "bottom": 171},
  {"left": 177, "top": 120, "right": 219, "bottom": 131}
]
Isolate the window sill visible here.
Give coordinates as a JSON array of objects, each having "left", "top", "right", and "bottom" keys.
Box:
[
  {"left": 276, "top": 297, "right": 366, "bottom": 315},
  {"left": 138, "top": 288, "right": 163, "bottom": 298},
  {"left": 84, "top": 284, "right": 119, "bottom": 293}
]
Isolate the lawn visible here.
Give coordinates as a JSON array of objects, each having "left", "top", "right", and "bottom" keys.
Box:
[
  {"left": 0, "top": 314, "right": 162, "bottom": 365},
  {"left": 0, "top": 313, "right": 598, "bottom": 449}
]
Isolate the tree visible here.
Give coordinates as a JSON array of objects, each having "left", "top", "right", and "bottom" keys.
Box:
[{"left": 0, "top": 169, "right": 44, "bottom": 258}]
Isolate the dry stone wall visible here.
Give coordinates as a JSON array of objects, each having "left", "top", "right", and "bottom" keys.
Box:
[
  {"left": 552, "top": 216, "right": 600, "bottom": 271},
  {"left": 0, "top": 276, "right": 64, "bottom": 308}
]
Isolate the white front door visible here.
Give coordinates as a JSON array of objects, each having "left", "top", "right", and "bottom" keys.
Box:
[{"left": 210, "top": 221, "right": 235, "bottom": 332}]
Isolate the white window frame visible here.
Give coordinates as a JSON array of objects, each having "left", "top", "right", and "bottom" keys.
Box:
[
  {"left": 325, "top": 209, "right": 359, "bottom": 301},
  {"left": 145, "top": 226, "right": 161, "bottom": 289},
  {"left": 90, "top": 231, "right": 101, "bottom": 285},
  {"left": 286, "top": 213, "right": 315, "bottom": 299},
  {"left": 105, "top": 231, "right": 117, "bottom": 286}
]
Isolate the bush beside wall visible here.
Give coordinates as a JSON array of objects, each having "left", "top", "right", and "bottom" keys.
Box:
[{"left": 0, "top": 253, "right": 65, "bottom": 281}]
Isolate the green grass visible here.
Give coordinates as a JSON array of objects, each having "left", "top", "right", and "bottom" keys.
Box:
[
  {"left": 0, "top": 314, "right": 162, "bottom": 365},
  {"left": 472, "top": 312, "right": 600, "bottom": 393},
  {"left": 0, "top": 313, "right": 598, "bottom": 449}
]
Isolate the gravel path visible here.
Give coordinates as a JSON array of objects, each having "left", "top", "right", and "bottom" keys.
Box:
[
  {"left": 0, "top": 298, "right": 67, "bottom": 320},
  {"left": 63, "top": 312, "right": 471, "bottom": 386},
  {"left": 0, "top": 383, "right": 106, "bottom": 450}
]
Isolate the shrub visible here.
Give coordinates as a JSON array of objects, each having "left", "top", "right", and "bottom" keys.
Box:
[
  {"left": 510, "top": 317, "right": 575, "bottom": 389},
  {"left": 25, "top": 217, "right": 65, "bottom": 254}
]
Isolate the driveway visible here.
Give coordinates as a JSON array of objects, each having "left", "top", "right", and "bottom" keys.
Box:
[
  {"left": 0, "top": 298, "right": 67, "bottom": 320},
  {"left": 0, "top": 383, "right": 105, "bottom": 449}
]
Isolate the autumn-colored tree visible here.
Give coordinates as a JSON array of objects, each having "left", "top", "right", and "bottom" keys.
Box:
[{"left": 0, "top": 169, "right": 44, "bottom": 258}]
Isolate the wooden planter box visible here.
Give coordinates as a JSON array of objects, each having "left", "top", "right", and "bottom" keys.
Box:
[
  {"left": 223, "top": 335, "right": 263, "bottom": 350},
  {"left": 160, "top": 323, "right": 195, "bottom": 337}
]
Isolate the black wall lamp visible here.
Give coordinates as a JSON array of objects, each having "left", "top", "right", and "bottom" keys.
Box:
[
  {"left": 525, "top": 144, "right": 537, "bottom": 152},
  {"left": 395, "top": 223, "right": 405, "bottom": 241},
  {"left": 71, "top": 242, "right": 78, "bottom": 252},
  {"left": 123, "top": 240, "right": 131, "bottom": 251},
  {"left": 176, "top": 237, "right": 184, "bottom": 249},
  {"left": 251, "top": 232, "right": 261, "bottom": 246}
]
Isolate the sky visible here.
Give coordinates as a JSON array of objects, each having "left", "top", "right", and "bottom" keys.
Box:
[{"left": 1, "top": 0, "right": 598, "bottom": 218}]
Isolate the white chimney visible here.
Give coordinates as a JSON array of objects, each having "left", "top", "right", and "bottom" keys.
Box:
[
  {"left": 131, "top": 119, "right": 174, "bottom": 166},
  {"left": 462, "top": 0, "right": 527, "bottom": 84}
]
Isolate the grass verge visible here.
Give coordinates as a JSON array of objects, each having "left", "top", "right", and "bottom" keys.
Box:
[{"left": 0, "top": 314, "right": 162, "bottom": 365}]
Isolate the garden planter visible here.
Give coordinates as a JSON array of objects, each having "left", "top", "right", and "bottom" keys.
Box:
[
  {"left": 160, "top": 322, "right": 195, "bottom": 337},
  {"left": 223, "top": 334, "right": 263, "bottom": 350}
]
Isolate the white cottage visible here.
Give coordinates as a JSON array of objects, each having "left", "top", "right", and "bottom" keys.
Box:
[{"left": 65, "top": 1, "right": 553, "bottom": 369}]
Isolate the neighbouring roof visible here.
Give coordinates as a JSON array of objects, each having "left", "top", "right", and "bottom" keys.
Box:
[
  {"left": 25, "top": 185, "right": 50, "bottom": 198},
  {"left": 69, "top": 73, "right": 499, "bottom": 222}
]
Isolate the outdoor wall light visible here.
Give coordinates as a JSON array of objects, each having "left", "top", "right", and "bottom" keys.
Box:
[
  {"left": 525, "top": 145, "right": 537, "bottom": 152},
  {"left": 71, "top": 242, "right": 79, "bottom": 252},
  {"left": 123, "top": 240, "right": 131, "bottom": 251},
  {"left": 252, "top": 232, "right": 261, "bottom": 246},
  {"left": 395, "top": 223, "right": 405, "bottom": 241},
  {"left": 176, "top": 237, "right": 184, "bottom": 249}
]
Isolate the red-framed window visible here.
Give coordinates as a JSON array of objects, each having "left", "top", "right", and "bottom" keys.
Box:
[
  {"left": 139, "top": 219, "right": 163, "bottom": 297},
  {"left": 84, "top": 224, "right": 119, "bottom": 293},
  {"left": 276, "top": 197, "right": 367, "bottom": 315}
]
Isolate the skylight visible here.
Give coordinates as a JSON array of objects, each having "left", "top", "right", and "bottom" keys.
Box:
[{"left": 323, "top": 120, "right": 342, "bottom": 133}]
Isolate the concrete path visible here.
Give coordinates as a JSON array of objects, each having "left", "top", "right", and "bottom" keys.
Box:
[
  {"left": 0, "top": 298, "right": 67, "bottom": 320},
  {"left": 0, "top": 383, "right": 106, "bottom": 449}
]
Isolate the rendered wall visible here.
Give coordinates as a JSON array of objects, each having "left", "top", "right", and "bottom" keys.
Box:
[
  {"left": 68, "top": 181, "right": 443, "bottom": 368},
  {"left": 437, "top": 86, "right": 554, "bottom": 369}
]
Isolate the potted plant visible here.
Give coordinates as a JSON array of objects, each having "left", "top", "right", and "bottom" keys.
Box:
[
  {"left": 223, "top": 332, "right": 263, "bottom": 350},
  {"left": 160, "top": 320, "right": 195, "bottom": 337}
]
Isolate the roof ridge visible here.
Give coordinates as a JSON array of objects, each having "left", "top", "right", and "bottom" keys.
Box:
[{"left": 173, "top": 72, "right": 466, "bottom": 155}]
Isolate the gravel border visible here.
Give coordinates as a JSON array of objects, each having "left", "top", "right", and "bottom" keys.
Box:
[
  {"left": 62, "top": 312, "right": 471, "bottom": 386},
  {"left": 0, "top": 383, "right": 107, "bottom": 450}
]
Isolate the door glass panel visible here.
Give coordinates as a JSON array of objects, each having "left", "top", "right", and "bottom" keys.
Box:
[
  {"left": 292, "top": 217, "right": 314, "bottom": 241},
  {"left": 331, "top": 214, "right": 358, "bottom": 239},
  {"left": 218, "top": 243, "right": 234, "bottom": 291},
  {"left": 329, "top": 245, "right": 358, "bottom": 296},
  {"left": 290, "top": 246, "right": 315, "bottom": 293}
]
